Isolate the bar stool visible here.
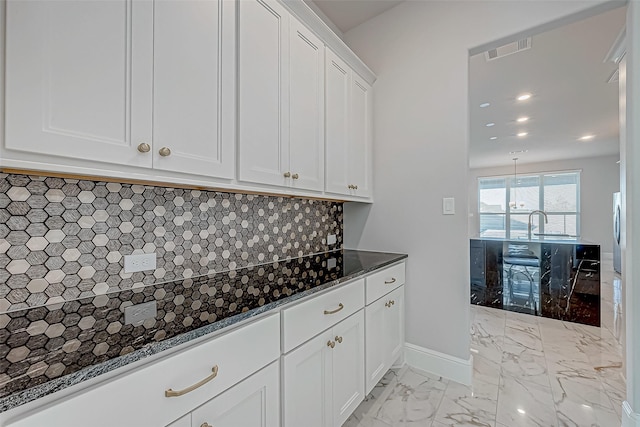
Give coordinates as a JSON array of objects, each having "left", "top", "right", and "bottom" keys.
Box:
[{"left": 503, "top": 244, "right": 539, "bottom": 314}]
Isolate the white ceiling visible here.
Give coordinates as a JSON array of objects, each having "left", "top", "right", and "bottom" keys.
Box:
[
  {"left": 469, "top": 6, "right": 625, "bottom": 169},
  {"left": 307, "top": 1, "right": 624, "bottom": 170},
  {"left": 309, "top": 0, "right": 404, "bottom": 33}
]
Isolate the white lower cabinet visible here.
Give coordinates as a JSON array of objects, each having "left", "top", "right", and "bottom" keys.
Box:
[
  {"left": 5, "top": 314, "right": 281, "bottom": 427},
  {"left": 167, "top": 362, "right": 279, "bottom": 427},
  {"left": 283, "top": 310, "right": 365, "bottom": 427},
  {"left": 365, "top": 285, "right": 405, "bottom": 394}
]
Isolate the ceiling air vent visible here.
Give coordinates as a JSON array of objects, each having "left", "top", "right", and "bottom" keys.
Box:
[{"left": 485, "top": 37, "right": 532, "bottom": 61}]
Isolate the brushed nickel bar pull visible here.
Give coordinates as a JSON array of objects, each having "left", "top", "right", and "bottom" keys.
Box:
[
  {"left": 165, "top": 365, "right": 219, "bottom": 397},
  {"left": 384, "top": 278, "right": 396, "bottom": 284},
  {"left": 324, "top": 303, "right": 344, "bottom": 315}
]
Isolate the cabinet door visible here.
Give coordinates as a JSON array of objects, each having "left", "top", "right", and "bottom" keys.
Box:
[
  {"left": 283, "top": 330, "right": 333, "bottom": 427},
  {"left": 288, "top": 19, "right": 325, "bottom": 192},
  {"left": 4, "top": 0, "right": 153, "bottom": 167},
  {"left": 238, "top": 0, "right": 290, "bottom": 186},
  {"left": 386, "top": 286, "right": 405, "bottom": 368},
  {"left": 191, "top": 361, "right": 280, "bottom": 427},
  {"left": 349, "top": 74, "right": 373, "bottom": 198},
  {"left": 332, "top": 310, "right": 365, "bottom": 427},
  {"left": 324, "top": 50, "right": 351, "bottom": 196},
  {"left": 153, "top": 0, "right": 234, "bottom": 179},
  {"left": 364, "top": 296, "right": 388, "bottom": 394},
  {"left": 166, "top": 415, "right": 190, "bottom": 427}
]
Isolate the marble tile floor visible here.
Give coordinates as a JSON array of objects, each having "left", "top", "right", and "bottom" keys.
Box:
[{"left": 343, "top": 260, "right": 625, "bottom": 427}]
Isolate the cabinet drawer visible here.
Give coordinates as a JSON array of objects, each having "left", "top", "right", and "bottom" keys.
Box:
[
  {"left": 7, "top": 314, "right": 281, "bottom": 427},
  {"left": 282, "top": 280, "right": 364, "bottom": 353},
  {"left": 365, "top": 263, "right": 405, "bottom": 305}
]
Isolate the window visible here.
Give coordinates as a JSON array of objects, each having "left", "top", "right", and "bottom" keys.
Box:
[{"left": 478, "top": 171, "right": 580, "bottom": 238}]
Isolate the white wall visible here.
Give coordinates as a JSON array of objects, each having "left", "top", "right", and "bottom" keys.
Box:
[
  {"left": 342, "top": 1, "right": 620, "bottom": 362},
  {"left": 468, "top": 155, "right": 620, "bottom": 252}
]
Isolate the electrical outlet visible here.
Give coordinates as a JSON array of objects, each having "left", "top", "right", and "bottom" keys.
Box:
[
  {"left": 124, "top": 253, "right": 156, "bottom": 273},
  {"left": 328, "top": 257, "right": 337, "bottom": 269},
  {"left": 327, "top": 234, "right": 337, "bottom": 245},
  {"left": 124, "top": 301, "right": 157, "bottom": 326}
]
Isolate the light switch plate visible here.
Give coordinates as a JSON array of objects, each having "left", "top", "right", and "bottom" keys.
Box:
[
  {"left": 443, "top": 197, "right": 455, "bottom": 215},
  {"left": 327, "top": 234, "right": 337, "bottom": 245}
]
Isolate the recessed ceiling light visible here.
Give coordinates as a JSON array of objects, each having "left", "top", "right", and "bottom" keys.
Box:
[
  {"left": 517, "top": 117, "right": 529, "bottom": 122},
  {"left": 517, "top": 408, "right": 526, "bottom": 415},
  {"left": 486, "top": 122, "right": 495, "bottom": 127},
  {"left": 517, "top": 132, "right": 528, "bottom": 137},
  {"left": 509, "top": 150, "right": 528, "bottom": 154},
  {"left": 480, "top": 102, "right": 491, "bottom": 108},
  {"left": 490, "top": 136, "right": 498, "bottom": 140},
  {"left": 579, "top": 134, "right": 595, "bottom": 141},
  {"left": 517, "top": 93, "right": 532, "bottom": 101}
]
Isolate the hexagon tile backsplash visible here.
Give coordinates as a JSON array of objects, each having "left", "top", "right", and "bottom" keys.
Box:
[{"left": 0, "top": 174, "right": 343, "bottom": 313}]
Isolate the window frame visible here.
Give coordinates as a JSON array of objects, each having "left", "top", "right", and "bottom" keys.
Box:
[{"left": 478, "top": 170, "right": 581, "bottom": 239}]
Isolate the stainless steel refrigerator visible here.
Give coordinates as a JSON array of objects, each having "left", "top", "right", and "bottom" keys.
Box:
[{"left": 613, "top": 192, "right": 622, "bottom": 274}]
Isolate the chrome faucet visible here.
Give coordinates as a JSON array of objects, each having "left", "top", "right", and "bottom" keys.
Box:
[{"left": 528, "top": 210, "right": 548, "bottom": 240}]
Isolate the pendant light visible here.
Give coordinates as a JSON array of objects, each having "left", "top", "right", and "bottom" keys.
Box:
[{"left": 509, "top": 157, "right": 524, "bottom": 210}]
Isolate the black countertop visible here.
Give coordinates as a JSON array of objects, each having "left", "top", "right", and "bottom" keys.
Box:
[
  {"left": 0, "top": 249, "right": 407, "bottom": 412},
  {"left": 471, "top": 236, "right": 596, "bottom": 245}
]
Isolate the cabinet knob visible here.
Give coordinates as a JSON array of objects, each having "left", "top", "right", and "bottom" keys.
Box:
[
  {"left": 335, "top": 336, "right": 343, "bottom": 344},
  {"left": 159, "top": 147, "right": 171, "bottom": 157},
  {"left": 385, "top": 301, "right": 391, "bottom": 308},
  {"left": 284, "top": 172, "right": 291, "bottom": 178},
  {"left": 292, "top": 173, "right": 299, "bottom": 180},
  {"left": 137, "top": 143, "right": 151, "bottom": 153},
  {"left": 201, "top": 423, "right": 213, "bottom": 427},
  {"left": 354, "top": 185, "right": 358, "bottom": 190},
  {"left": 327, "top": 340, "right": 336, "bottom": 349}
]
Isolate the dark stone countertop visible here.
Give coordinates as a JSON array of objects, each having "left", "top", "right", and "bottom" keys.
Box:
[
  {"left": 471, "top": 236, "right": 598, "bottom": 245},
  {"left": 0, "top": 249, "right": 406, "bottom": 412}
]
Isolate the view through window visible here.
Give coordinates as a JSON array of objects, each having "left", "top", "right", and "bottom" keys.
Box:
[{"left": 479, "top": 171, "right": 580, "bottom": 238}]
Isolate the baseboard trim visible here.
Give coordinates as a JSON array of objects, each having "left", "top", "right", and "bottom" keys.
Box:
[
  {"left": 623, "top": 401, "right": 640, "bottom": 427},
  {"left": 404, "top": 343, "right": 472, "bottom": 385}
]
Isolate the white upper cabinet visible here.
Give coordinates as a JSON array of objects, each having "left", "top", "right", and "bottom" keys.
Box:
[
  {"left": 152, "top": 0, "right": 235, "bottom": 179},
  {"left": 4, "top": 0, "right": 153, "bottom": 168},
  {"left": 288, "top": 19, "right": 325, "bottom": 192},
  {"left": 2, "top": 0, "right": 373, "bottom": 200},
  {"left": 325, "top": 51, "right": 351, "bottom": 196},
  {"left": 238, "top": 0, "right": 324, "bottom": 192},
  {"left": 325, "top": 50, "right": 373, "bottom": 199},
  {"left": 4, "top": 0, "right": 234, "bottom": 180},
  {"left": 349, "top": 74, "right": 373, "bottom": 198},
  {"left": 237, "top": 0, "right": 290, "bottom": 187}
]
